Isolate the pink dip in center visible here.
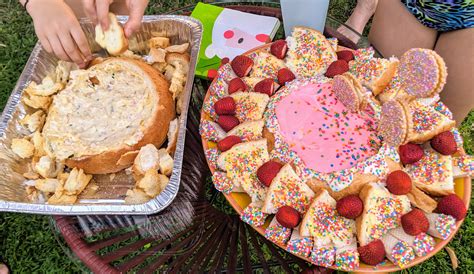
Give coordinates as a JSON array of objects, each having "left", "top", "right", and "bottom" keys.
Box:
[{"left": 275, "top": 82, "right": 380, "bottom": 173}]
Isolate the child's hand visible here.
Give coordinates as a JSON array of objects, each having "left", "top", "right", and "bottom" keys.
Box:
[
  {"left": 27, "top": 0, "right": 92, "bottom": 67},
  {"left": 82, "top": 0, "right": 149, "bottom": 38}
]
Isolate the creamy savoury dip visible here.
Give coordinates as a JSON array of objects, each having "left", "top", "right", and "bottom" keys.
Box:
[{"left": 42, "top": 61, "right": 156, "bottom": 160}]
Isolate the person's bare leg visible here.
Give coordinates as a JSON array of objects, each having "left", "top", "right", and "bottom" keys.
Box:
[
  {"left": 368, "top": 0, "right": 437, "bottom": 58},
  {"left": 434, "top": 28, "right": 474, "bottom": 124},
  {"left": 338, "top": 0, "right": 379, "bottom": 44}
]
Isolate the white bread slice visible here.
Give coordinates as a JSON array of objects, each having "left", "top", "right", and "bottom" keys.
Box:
[
  {"left": 452, "top": 155, "right": 473, "bottom": 178},
  {"left": 286, "top": 227, "right": 314, "bottom": 257},
  {"left": 300, "top": 189, "right": 355, "bottom": 248},
  {"left": 381, "top": 233, "right": 415, "bottom": 268},
  {"left": 218, "top": 139, "right": 269, "bottom": 202},
  {"left": 226, "top": 120, "right": 264, "bottom": 142},
  {"left": 406, "top": 186, "right": 437, "bottom": 213},
  {"left": 349, "top": 48, "right": 398, "bottom": 95},
  {"left": 95, "top": 13, "right": 128, "bottom": 55},
  {"left": 389, "top": 228, "right": 435, "bottom": 257},
  {"left": 405, "top": 101, "right": 455, "bottom": 144},
  {"left": 229, "top": 91, "right": 270, "bottom": 122},
  {"left": 426, "top": 213, "right": 456, "bottom": 240},
  {"left": 404, "top": 148, "right": 454, "bottom": 196},
  {"left": 262, "top": 164, "right": 314, "bottom": 214},
  {"left": 357, "top": 182, "right": 411, "bottom": 246},
  {"left": 241, "top": 77, "right": 263, "bottom": 92},
  {"left": 43, "top": 58, "right": 175, "bottom": 174},
  {"left": 286, "top": 26, "right": 337, "bottom": 77},
  {"left": 250, "top": 51, "right": 286, "bottom": 79}
]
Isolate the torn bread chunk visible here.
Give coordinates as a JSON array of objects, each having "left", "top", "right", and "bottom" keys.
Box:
[
  {"left": 165, "top": 43, "right": 189, "bottom": 53},
  {"left": 55, "top": 60, "right": 78, "bottom": 84},
  {"left": 47, "top": 180, "right": 78, "bottom": 205},
  {"left": 166, "top": 118, "right": 179, "bottom": 155},
  {"left": 34, "top": 155, "right": 54, "bottom": 178},
  {"left": 95, "top": 13, "right": 128, "bottom": 55},
  {"left": 137, "top": 169, "right": 168, "bottom": 197},
  {"left": 63, "top": 168, "right": 93, "bottom": 196},
  {"left": 34, "top": 178, "right": 60, "bottom": 193},
  {"left": 158, "top": 149, "right": 174, "bottom": 176},
  {"left": 11, "top": 138, "right": 35, "bottom": 159},
  {"left": 133, "top": 144, "right": 159, "bottom": 176},
  {"left": 125, "top": 188, "right": 151, "bottom": 204},
  {"left": 147, "top": 37, "right": 170, "bottom": 49},
  {"left": 31, "top": 131, "right": 47, "bottom": 158},
  {"left": 148, "top": 47, "right": 167, "bottom": 63},
  {"left": 25, "top": 76, "right": 64, "bottom": 97},
  {"left": 20, "top": 110, "right": 45, "bottom": 132},
  {"left": 22, "top": 93, "right": 52, "bottom": 110}
]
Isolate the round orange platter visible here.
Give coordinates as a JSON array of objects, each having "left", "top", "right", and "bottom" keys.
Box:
[{"left": 200, "top": 44, "right": 471, "bottom": 272}]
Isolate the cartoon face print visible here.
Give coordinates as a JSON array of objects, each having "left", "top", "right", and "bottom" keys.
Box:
[
  {"left": 205, "top": 9, "right": 276, "bottom": 60},
  {"left": 223, "top": 28, "right": 268, "bottom": 50}
]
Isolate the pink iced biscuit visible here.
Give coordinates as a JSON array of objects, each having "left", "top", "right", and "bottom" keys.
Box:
[
  {"left": 379, "top": 100, "right": 408, "bottom": 146},
  {"left": 333, "top": 75, "right": 360, "bottom": 112},
  {"left": 398, "top": 48, "right": 446, "bottom": 98},
  {"left": 275, "top": 82, "right": 381, "bottom": 173}
]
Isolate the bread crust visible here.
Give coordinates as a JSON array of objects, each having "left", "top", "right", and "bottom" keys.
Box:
[
  {"left": 371, "top": 60, "right": 398, "bottom": 95},
  {"left": 65, "top": 58, "right": 175, "bottom": 174}
]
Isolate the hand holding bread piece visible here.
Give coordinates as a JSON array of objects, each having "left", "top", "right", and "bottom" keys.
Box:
[{"left": 95, "top": 13, "right": 128, "bottom": 56}]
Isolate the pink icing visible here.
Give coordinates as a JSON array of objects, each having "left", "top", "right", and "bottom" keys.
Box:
[{"left": 275, "top": 82, "right": 381, "bottom": 173}]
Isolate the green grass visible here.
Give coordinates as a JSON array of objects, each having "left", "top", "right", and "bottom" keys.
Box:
[{"left": 0, "top": 0, "right": 473, "bottom": 273}]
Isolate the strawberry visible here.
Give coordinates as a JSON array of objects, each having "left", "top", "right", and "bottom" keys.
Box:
[
  {"left": 257, "top": 160, "right": 283, "bottom": 187},
  {"left": 221, "top": 57, "right": 230, "bottom": 65},
  {"left": 217, "top": 135, "right": 242, "bottom": 152},
  {"left": 336, "top": 194, "right": 363, "bottom": 219},
  {"left": 277, "top": 68, "right": 296, "bottom": 86},
  {"left": 430, "top": 131, "right": 458, "bottom": 155},
  {"left": 276, "top": 206, "right": 301, "bottom": 228},
  {"left": 358, "top": 239, "right": 386, "bottom": 265},
  {"left": 254, "top": 78, "right": 275, "bottom": 96},
  {"left": 228, "top": 77, "right": 248, "bottom": 94},
  {"left": 270, "top": 39, "right": 288, "bottom": 59},
  {"left": 336, "top": 50, "right": 355, "bottom": 63},
  {"left": 324, "top": 60, "right": 349, "bottom": 78},
  {"left": 231, "top": 55, "right": 253, "bottom": 77},
  {"left": 399, "top": 143, "right": 424, "bottom": 165},
  {"left": 214, "top": 97, "right": 236, "bottom": 115},
  {"left": 386, "top": 170, "right": 412, "bottom": 195},
  {"left": 436, "top": 194, "right": 467, "bottom": 221},
  {"left": 217, "top": 115, "right": 240, "bottom": 132},
  {"left": 401, "top": 208, "right": 429, "bottom": 236}
]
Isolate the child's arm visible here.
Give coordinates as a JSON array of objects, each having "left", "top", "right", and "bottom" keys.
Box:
[
  {"left": 20, "top": 0, "right": 92, "bottom": 67},
  {"left": 81, "top": 0, "right": 149, "bottom": 38}
]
